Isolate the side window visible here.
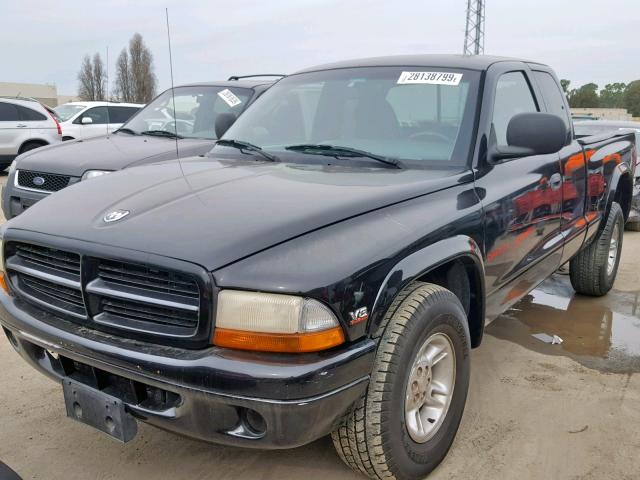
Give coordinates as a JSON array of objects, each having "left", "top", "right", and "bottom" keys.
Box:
[
  {"left": 492, "top": 72, "right": 538, "bottom": 146},
  {"left": 17, "top": 106, "right": 47, "bottom": 121},
  {"left": 78, "top": 106, "right": 109, "bottom": 125},
  {"left": 0, "top": 102, "right": 21, "bottom": 122},
  {"left": 108, "top": 106, "right": 140, "bottom": 124},
  {"left": 532, "top": 71, "right": 571, "bottom": 130}
]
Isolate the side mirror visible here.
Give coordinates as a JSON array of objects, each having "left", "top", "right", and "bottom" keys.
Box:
[
  {"left": 81, "top": 116, "right": 93, "bottom": 125},
  {"left": 215, "top": 113, "right": 237, "bottom": 139},
  {"left": 491, "top": 112, "right": 567, "bottom": 162}
]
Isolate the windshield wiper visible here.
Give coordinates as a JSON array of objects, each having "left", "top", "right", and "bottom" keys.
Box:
[
  {"left": 141, "top": 130, "right": 183, "bottom": 139},
  {"left": 284, "top": 144, "right": 402, "bottom": 169},
  {"left": 115, "top": 127, "right": 138, "bottom": 135},
  {"left": 216, "top": 139, "right": 279, "bottom": 162}
]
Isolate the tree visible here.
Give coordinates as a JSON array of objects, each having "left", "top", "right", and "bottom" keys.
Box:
[
  {"left": 114, "top": 33, "right": 157, "bottom": 103},
  {"left": 568, "top": 83, "right": 599, "bottom": 108},
  {"left": 560, "top": 79, "right": 571, "bottom": 95},
  {"left": 114, "top": 49, "right": 133, "bottom": 102},
  {"left": 599, "top": 82, "right": 627, "bottom": 108},
  {"left": 77, "top": 53, "right": 106, "bottom": 101},
  {"left": 624, "top": 81, "right": 640, "bottom": 117}
]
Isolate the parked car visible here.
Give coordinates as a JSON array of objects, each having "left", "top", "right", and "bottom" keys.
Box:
[
  {"left": 0, "top": 97, "right": 62, "bottom": 169},
  {"left": 0, "top": 55, "right": 635, "bottom": 480},
  {"left": 54, "top": 101, "right": 144, "bottom": 141},
  {"left": 575, "top": 120, "right": 640, "bottom": 230},
  {"left": 1, "top": 78, "right": 277, "bottom": 219}
]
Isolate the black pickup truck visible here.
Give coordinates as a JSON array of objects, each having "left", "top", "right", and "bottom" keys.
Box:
[{"left": 0, "top": 55, "right": 635, "bottom": 480}]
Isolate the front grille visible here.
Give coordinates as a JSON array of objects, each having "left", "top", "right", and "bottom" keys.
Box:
[
  {"left": 19, "top": 273, "right": 86, "bottom": 317},
  {"left": 97, "top": 259, "right": 199, "bottom": 300},
  {"left": 5, "top": 241, "right": 204, "bottom": 344},
  {"left": 15, "top": 243, "right": 80, "bottom": 277},
  {"left": 17, "top": 170, "right": 71, "bottom": 192},
  {"left": 100, "top": 298, "right": 199, "bottom": 329}
]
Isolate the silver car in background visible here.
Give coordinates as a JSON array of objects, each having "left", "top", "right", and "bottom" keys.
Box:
[{"left": 0, "top": 97, "right": 62, "bottom": 169}]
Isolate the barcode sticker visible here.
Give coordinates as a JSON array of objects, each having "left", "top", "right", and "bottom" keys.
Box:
[
  {"left": 218, "top": 89, "right": 242, "bottom": 107},
  {"left": 397, "top": 72, "right": 463, "bottom": 86}
]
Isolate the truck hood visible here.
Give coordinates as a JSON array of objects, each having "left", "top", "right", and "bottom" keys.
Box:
[
  {"left": 15, "top": 133, "right": 215, "bottom": 176},
  {"left": 6, "top": 156, "right": 465, "bottom": 271}
]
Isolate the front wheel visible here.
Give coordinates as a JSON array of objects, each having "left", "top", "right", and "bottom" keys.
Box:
[
  {"left": 332, "top": 283, "right": 470, "bottom": 480},
  {"left": 570, "top": 202, "right": 624, "bottom": 296}
]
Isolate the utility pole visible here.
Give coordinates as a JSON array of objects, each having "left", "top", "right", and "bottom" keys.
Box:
[{"left": 463, "top": 0, "right": 485, "bottom": 55}]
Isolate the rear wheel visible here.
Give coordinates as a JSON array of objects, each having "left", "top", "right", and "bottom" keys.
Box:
[
  {"left": 19, "top": 141, "right": 46, "bottom": 154},
  {"left": 570, "top": 202, "right": 624, "bottom": 296},
  {"left": 332, "top": 283, "right": 470, "bottom": 480}
]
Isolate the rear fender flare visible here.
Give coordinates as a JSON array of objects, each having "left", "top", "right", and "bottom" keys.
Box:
[{"left": 605, "top": 162, "right": 632, "bottom": 221}]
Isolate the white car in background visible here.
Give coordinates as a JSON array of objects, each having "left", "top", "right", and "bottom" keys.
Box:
[
  {"left": 0, "top": 97, "right": 62, "bottom": 170},
  {"left": 53, "top": 101, "right": 144, "bottom": 141}
]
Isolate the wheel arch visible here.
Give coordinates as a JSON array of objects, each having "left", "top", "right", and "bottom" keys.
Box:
[
  {"left": 368, "top": 235, "right": 486, "bottom": 348},
  {"left": 18, "top": 138, "right": 48, "bottom": 153},
  {"left": 610, "top": 168, "right": 633, "bottom": 222}
]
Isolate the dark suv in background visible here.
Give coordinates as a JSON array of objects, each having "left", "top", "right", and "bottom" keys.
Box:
[{"left": 2, "top": 77, "right": 279, "bottom": 219}]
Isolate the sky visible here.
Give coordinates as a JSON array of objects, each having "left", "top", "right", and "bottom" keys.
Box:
[{"left": 1, "top": 0, "right": 638, "bottom": 96}]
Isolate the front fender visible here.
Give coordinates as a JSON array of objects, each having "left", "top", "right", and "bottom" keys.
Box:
[{"left": 368, "top": 235, "right": 486, "bottom": 345}]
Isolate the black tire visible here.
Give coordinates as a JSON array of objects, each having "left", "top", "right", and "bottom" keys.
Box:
[
  {"left": 332, "top": 282, "right": 470, "bottom": 480},
  {"left": 570, "top": 202, "right": 624, "bottom": 296},
  {"left": 18, "top": 141, "right": 46, "bottom": 154}
]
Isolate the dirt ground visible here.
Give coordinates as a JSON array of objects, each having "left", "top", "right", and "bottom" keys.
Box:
[{"left": 0, "top": 172, "right": 639, "bottom": 479}]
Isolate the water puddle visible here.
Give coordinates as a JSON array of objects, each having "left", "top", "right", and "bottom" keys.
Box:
[{"left": 487, "top": 273, "right": 640, "bottom": 373}]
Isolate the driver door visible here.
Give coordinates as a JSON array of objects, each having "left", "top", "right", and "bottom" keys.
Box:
[{"left": 475, "top": 66, "right": 564, "bottom": 318}]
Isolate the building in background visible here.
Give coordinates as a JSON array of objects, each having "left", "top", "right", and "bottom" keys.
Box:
[
  {"left": 0, "top": 82, "right": 76, "bottom": 107},
  {"left": 571, "top": 108, "right": 639, "bottom": 122}
]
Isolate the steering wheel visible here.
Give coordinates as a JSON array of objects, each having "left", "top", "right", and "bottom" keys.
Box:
[{"left": 408, "top": 131, "right": 451, "bottom": 143}]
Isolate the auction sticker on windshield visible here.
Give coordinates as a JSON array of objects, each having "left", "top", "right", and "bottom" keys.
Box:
[
  {"left": 397, "top": 72, "right": 463, "bottom": 86},
  {"left": 218, "top": 89, "right": 242, "bottom": 107}
]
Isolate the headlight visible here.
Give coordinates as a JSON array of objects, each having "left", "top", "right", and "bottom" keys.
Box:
[
  {"left": 82, "top": 170, "right": 112, "bottom": 181},
  {"left": 8, "top": 161, "right": 16, "bottom": 177},
  {"left": 213, "top": 290, "right": 345, "bottom": 353}
]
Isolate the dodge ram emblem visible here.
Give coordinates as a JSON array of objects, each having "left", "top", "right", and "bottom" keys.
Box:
[
  {"left": 32, "top": 176, "right": 45, "bottom": 186},
  {"left": 103, "top": 209, "right": 130, "bottom": 223}
]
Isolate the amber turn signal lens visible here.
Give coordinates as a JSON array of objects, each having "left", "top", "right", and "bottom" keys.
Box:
[
  {"left": 0, "top": 272, "right": 10, "bottom": 295},
  {"left": 213, "top": 326, "right": 345, "bottom": 353}
]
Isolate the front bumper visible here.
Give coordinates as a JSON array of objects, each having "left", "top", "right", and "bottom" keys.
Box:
[
  {"left": 1, "top": 171, "right": 80, "bottom": 219},
  {"left": 0, "top": 292, "right": 374, "bottom": 448}
]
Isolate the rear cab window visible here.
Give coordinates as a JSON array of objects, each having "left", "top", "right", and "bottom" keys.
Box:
[{"left": 532, "top": 70, "right": 572, "bottom": 133}]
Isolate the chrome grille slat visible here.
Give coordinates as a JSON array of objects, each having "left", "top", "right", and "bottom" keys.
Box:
[
  {"left": 86, "top": 279, "right": 199, "bottom": 311},
  {"left": 101, "top": 298, "right": 198, "bottom": 328},
  {"left": 22, "top": 275, "right": 85, "bottom": 307}
]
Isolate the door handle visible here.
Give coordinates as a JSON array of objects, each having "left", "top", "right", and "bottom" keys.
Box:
[{"left": 16, "top": 124, "right": 28, "bottom": 128}]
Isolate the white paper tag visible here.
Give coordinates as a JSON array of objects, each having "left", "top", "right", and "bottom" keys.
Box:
[
  {"left": 217, "top": 89, "right": 242, "bottom": 107},
  {"left": 397, "top": 72, "right": 463, "bottom": 86}
]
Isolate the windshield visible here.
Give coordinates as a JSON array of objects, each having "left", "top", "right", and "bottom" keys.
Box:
[
  {"left": 54, "top": 104, "right": 86, "bottom": 122},
  {"left": 122, "top": 85, "right": 253, "bottom": 139},
  {"left": 219, "top": 67, "right": 480, "bottom": 166}
]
